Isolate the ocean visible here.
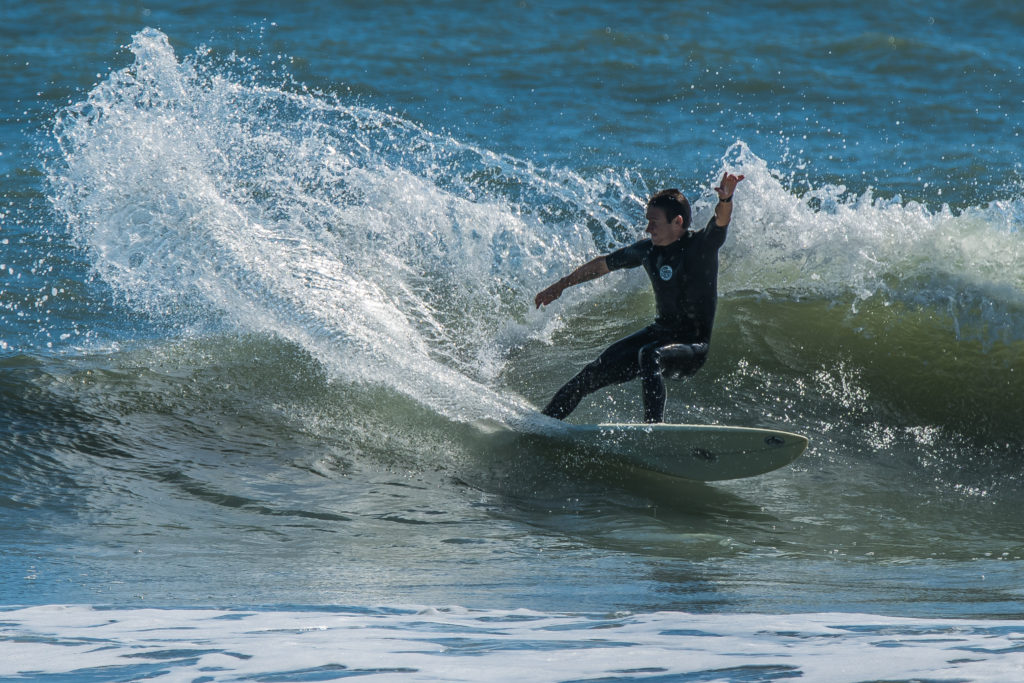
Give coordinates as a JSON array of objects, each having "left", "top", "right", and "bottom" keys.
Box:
[{"left": 2, "top": 0, "right": 1023, "bottom": 680}]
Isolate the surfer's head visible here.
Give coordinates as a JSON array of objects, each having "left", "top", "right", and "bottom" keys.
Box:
[
  {"left": 646, "top": 189, "right": 690, "bottom": 247},
  {"left": 647, "top": 189, "right": 691, "bottom": 231},
  {"left": 646, "top": 189, "right": 691, "bottom": 246}
]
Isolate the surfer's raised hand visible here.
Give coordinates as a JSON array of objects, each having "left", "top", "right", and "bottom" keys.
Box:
[{"left": 715, "top": 172, "right": 744, "bottom": 200}]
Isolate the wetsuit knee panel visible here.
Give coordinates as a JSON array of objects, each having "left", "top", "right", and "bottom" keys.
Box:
[
  {"left": 636, "top": 342, "right": 662, "bottom": 370},
  {"left": 661, "top": 343, "right": 708, "bottom": 379},
  {"left": 664, "top": 354, "right": 706, "bottom": 379}
]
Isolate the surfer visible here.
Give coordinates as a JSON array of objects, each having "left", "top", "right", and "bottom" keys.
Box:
[{"left": 534, "top": 173, "right": 744, "bottom": 423}]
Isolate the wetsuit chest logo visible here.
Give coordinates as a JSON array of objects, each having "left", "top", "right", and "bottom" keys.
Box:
[{"left": 659, "top": 265, "right": 674, "bottom": 281}]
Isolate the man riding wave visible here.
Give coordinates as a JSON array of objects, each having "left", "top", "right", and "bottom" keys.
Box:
[{"left": 534, "top": 172, "right": 744, "bottom": 423}]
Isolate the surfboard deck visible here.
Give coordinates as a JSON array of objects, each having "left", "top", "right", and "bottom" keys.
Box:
[{"left": 544, "top": 422, "right": 808, "bottom": 482}]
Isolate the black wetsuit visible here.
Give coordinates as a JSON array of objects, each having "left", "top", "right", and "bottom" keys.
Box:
[{"left": 542, "top": 216, "right": 727, "bottom": 423}]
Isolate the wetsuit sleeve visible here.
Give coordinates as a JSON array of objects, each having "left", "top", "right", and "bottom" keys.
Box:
[
  {"left": 605, "top": 239, "right": 651, "bottom": 271},
  {"left": 704, "top": 216, "right": 728, "bottom": 249}
]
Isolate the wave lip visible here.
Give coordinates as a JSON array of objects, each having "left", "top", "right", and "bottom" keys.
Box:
[{"left": 718, "top": 144, "right": 1024, "bottom": 346}]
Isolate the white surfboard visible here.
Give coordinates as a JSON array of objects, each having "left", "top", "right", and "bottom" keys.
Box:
[{"left": 551, "top": 423, "right": 808, "bottom": 481}]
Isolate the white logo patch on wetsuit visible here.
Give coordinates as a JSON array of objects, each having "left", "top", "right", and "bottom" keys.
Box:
[{"left": 659, "top": 265, "right": 674, "bottom": 281}]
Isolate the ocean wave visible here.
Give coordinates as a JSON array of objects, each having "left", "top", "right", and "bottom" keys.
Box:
[{"left": 45, "top": 28, "right": 1023, "bottom": 440}]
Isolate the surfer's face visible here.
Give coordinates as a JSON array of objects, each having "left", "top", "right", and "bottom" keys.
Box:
[{"left": 645, "top": 206, "right": 685, "bottom": 246}]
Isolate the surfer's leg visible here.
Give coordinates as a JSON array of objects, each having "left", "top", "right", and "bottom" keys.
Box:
[
  {"left": 638, "top": 342, "right": 708, "bottom": 423},
  {"left": 638, "top": 342, "right": 673, "bottom": 423},
  {"left": 540, "top": 365, "right": 613, "bottom": 419},
  {"left": 541, "top": 328, "right": 657, "bottom": 419}
]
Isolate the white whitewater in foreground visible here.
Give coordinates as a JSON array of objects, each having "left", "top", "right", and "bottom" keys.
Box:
[{"left": 2, "top": 605, "right": 1022, "bottom": 681}]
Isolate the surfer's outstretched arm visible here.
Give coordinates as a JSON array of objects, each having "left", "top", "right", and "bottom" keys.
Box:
[{"left": 534, "top": 256, "right": 610, "bottom": 308}]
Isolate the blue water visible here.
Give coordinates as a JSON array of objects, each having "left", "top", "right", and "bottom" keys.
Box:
[{"left": 3, "top": 1, "right": 1024, "bottom": 680}]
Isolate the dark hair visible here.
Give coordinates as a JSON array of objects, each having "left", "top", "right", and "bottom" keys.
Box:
[{"left": 647, "top": 189, "right": 691, "bottom": 230}]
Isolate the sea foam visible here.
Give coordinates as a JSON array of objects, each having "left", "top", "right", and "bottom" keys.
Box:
[{"left": 2, "top": 605, "right": 1022, "bottom": 682}]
